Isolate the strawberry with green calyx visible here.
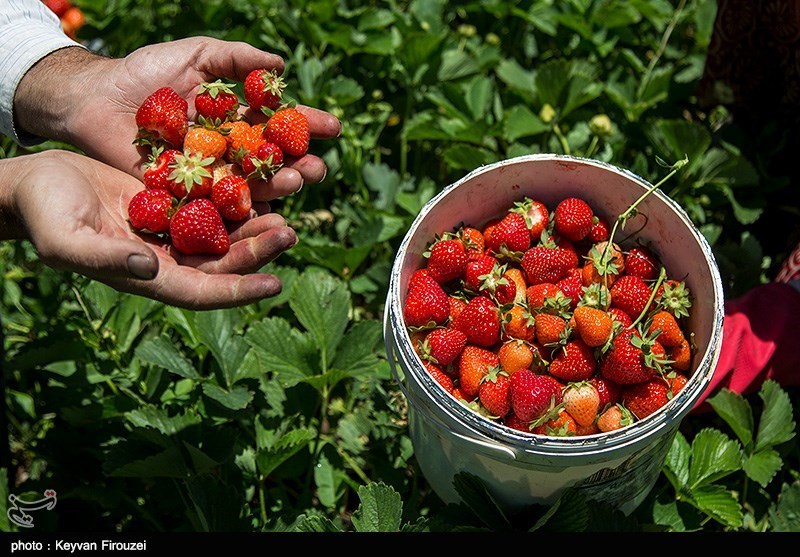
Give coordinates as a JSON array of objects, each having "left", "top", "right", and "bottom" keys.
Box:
[
  {"left": 587, "top": 215, "right": 610, "bottom": 242},
  {"left": 554, "top": 197, "right": 594, "bottom": 242},
  {"left": 578, "top": 282, "right": 611, "bottom": 311},
  {"left": 498, "top": 339, "right": 536, "bottom": 374},
  {"left": 463, "top": 253, "right": 498, "bottom": 293},
  {"left": 264, "top": 105, "right": 310, "bottom": 157},
  {"left": 625, "top": 245, "right": 660, "bottom": 281},
  {"left": 456, "top": 225, "right": 485, "bottom": 259},
  {"left": 167, "top": 152, "right": 215, "bottom": 199},
  {"left": 501, "top": 304, "right": 536, "bottom": 343},
  {"left": 510, "top": 197, "right": 549, "bottom": 241},
  {"left": 562, "top": 381, "right": 601, "bottom": 427},
  {"left": 647, "top": 310, "right": 685, "bottom": 348},
  {"left": 423, "top": 361, "right": 454, "bottom": 395},
  {"left": 520, "top": 230, "right": 577, "bottom": 285},
  {"left": 532, "top": 408, "right": 578, "bottom": 437},
  {"left": 582, "top": 241, "right": 624, "bottom": 287},
  {"left": 244, "top": 68, "right": 287, "bottom": 112},
  {"left": 195, "top": 80, "right": 240, "bottom": 127},
  {"left": 183, "top": 127, "right": 228, "bottom": 161},
  {"left": 477, "top": 263, "right": 517, "bottom": 305},
  {"left": 241, "top": 141, "right": 284, "bottom": 180},
  {"left": 127, "top": 189, "right": 175, "bottom": 234},
  {"left": 599, "top": 326, "right": 671, "bottom": 385},
  {"left": 211, "top": 175, "right": 252, "bottom": 221},
  {"left": 452, "top": 296, "right": 501, "bottom": 347},
  {"left": 510, "top": 369, "right": 564, "bottom": 423},
  {"left": 539, "top": 290, "right": 573, "bottom": 319},
  {"left": 404, "top": 269, "right": 450, "bottom": 328},
  {"left": 621, "top": 372, "right": 688, "bottom": 420},
  {"left": 534, "top": 313, "right": 568, "bottom": 347},
  {"left": 572, "top": 306, "right": 613, "bottom": 348},
  {"left": 608, "top": 307, "right": 633, "bottom": 328},
  {"left": 143, "top": 146, "right": 182, "bottom": 191},
  {"left": 425, "top": 236, "right": 469, "bottom": 285},
  {"left": 169, "top": 198, "right": 230, "bottom": 255},
  {"left": 134, "top": 86, "right": 189, "bottom": 148},
  {"left": 526, "top": 282, "right": 561, "bottom": 313},
  {"left": 485, "top": 211, "right": 531, "bottom": 260},
  {"left": 458, "top": 345, "right": 500, "bottom": 398},
  {"left": 656, "top": 279, "right": 692, "bottom": 319},
  {"left": 549, "top": 339, "right": 596, "bottom": 382},
  {"left": 420, "top": 327, "right": 468, "bottom": 366},
  {"left": 479, "top": 367, "right": 512, "bottom": 418},
  {"left": 504, "top": 413, "right": 534, "bottom": 434},
  {"left": 555, "top": 267, "right": 582, "bottom": 309},
  {"left": 596, "top": 403, "right": 634, "bottom": 432}
]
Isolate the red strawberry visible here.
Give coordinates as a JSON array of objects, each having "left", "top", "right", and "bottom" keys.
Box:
[
  {"left": 622, "top": 373, "right": 687, "bottom": 420},
  {"left": 501, "top": 305, "right": 536, "bottom": 343},
  {"left": 485, "top": 212, "right": 531, "bottom": 256},
  {"left": 451, "top": 387, "right": 472, "bottom": 403},
  {"left": 426, "top": 238, "right": 468, "bottom": 284},
  {"left": 44, "top": 0, "right": 73, "bottom": 18},
  {"left": 596, "top": 403, "right": 633, "bottom": 432},
  {"left": 562, "top": 381, "right": 601, "bottom": 427},
  {"left": 504, "top": 413, "right": 532, "bottom": 433},
  {"left": 475, "top": 263, "right": 517, "bottom": 305},
  {"left": 526, "top": 283, "right": 561, "bottom": 312},
  {"left": 403, "top": 270, "right": 450, "bottom": 327},
  {"left": 587, "top": 215, "right": 610, "bottom": 242},
  {"left": 169, "top": 198, "right": 230, "bottom": 255},
  {"left": 452, "top": 296, "right": 501, "bottom": 347},
  {"left": 647, "top": 310, "right": 685, "bottom": 348},
  {"left": 520, "top": 245, "right": 576, "bottom": 285},
  {"left": 264, "top": 107, "right": 310, "bottom": 157},
  {"left": 423, "top": 361, "right": 454, "bottom": 395},
  {"left": 511, "top": 197, "right": 549, "bottom": 241},
  {"left": 608, "top": 307, "right": 633, "bottom": 328},
  {"left": 167, "top": 152, "right": 215, "bottom": 199},
  {"left": 458, "top": 226, "right": 485, "bottom": 259},
  {"left": 143, "top": 147, "right": 181, "bottom": 191},
  {"left": 599, "top": 329, "right": 668, "bottom": 385},
  {"left": 610, "top": 275, "right": 652, "bottom": 321},
  {"left": 556, "top": 267, "right": 583, "bottom": 309},
  {"left": 572, "top": 306, "right": 613, "bottom": 348},
  {"left": 479, "top": 367, "right": 512, "bottom": 418},
  {"left": 590, "top": 376, "right": 621, "bottom": 410},
  {"left": 669, "top": 338, "right": 692, "bottom": 371},
  {"left": 135, "top": 87, "right": 189, "bottom": 147},
  {"left": 534, "top": 313, "right": 568, "bottom": 346},
  {"left": 127, "top": 189, "right": 174, "bottom": 233},
  {"left": 448, "top": 295, "right": 468, "bottom": 323},
  {"left": 211, "top": 175, "right": 252, "bottom": 221},
  {"left": 510, "top": 369, "right": 563, "bottom": 422},
  {"left": 243, "top": 69, "right": 286, "bottom": 112},
  {"left": 549, "top": 339, "right": 596, "bottom": 382},
  {"left": 421, "top": 327, "right": 468, "bottom": 366},
  {"left": 458, "top": 346, "right": 500, "bottom": 397},
  {"left": 463, "top": 253, "right": 499, "bottom": 293},
  {"left": 554, "top": 197, "right": 593, "bottom": 242},
  {"left": 241, "top": 142, "right": 284, "bottom": 179},
  {"left": 656, "top": 280, "right": 693, "bottom": 319},
  {"left": 532, "top": 408, "right": 578, "bottom": 436},
  {"left": 625, "top": 246, "right": 660, "bottom": 281},
  {"left": 194, "top": 80, "right": 240, "bottom": 126},
  {"left": 497, "top": 339, "right": 535, "bottom": 374}
]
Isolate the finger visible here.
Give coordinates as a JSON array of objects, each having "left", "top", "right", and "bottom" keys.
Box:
[
  {"left": 44, "top": 231, "right": 159, "bottom": 281},
  {"left": 193, "top": 37, "right": 285, "bottom": 82},
  {"left": 283, "top": 154, "right": 327, "bottom": 184},
  {"left": 227, "top": 212, "right": 285, "bottom": 243},
  {"left": 248, "top": 167, "right": 304, "bottom": 202},
  {"left": 243, "top": 104, "right": 342, "bottom": 139}
]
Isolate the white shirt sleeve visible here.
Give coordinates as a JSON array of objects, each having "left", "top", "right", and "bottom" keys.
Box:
[{"left": 0, "top": 0, "right": 87, "bottom": 146}]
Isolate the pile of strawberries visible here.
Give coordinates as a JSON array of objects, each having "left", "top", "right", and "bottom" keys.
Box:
[
  {"left": 43, "top": 0, "right": 85, "bottom": 40},
  {"left": 128, "top": 69, "right": 310, "bottom": 255},
  {"left": 403, "top": 195, "right": 695, "bottom": 437}
]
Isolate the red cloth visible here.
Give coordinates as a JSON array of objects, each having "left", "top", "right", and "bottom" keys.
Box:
[{"left": 693, "top": 278, "right": 800, "bottom": 411}]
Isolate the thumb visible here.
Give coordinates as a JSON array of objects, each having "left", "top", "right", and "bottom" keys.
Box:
[
  {"left": 50, "top": 232, "right": 160, "bottom": 281},
  {"left": 196, "top": 37, "right": 285, "bottom": 82}
]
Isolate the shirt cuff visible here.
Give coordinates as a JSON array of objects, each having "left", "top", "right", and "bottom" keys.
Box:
[{"left": 0, "top": 23, "right": 86, "bottom": 146}]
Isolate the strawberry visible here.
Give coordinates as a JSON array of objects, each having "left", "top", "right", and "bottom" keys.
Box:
[
  {"left": 426, "top": 238, "right": 468, "bottom": 284},
  {"left": 458, "top": 346, "right": 500, "bottom": 397},
  {"left": 503, "top": 267, "right": 528, "bottom": 304},
  {"left": 534, "top": 313, "right": 567, "bottom": 346},
  {"left": 421, "top": 327, "right": 467, "bottom": 366},
  {"left": 210, "top": 160, "right": 244, "bottom": 184},
  {"left": 479, "top": 367, "right": 512, "bottom": 418},
  {"left": 243, "top": 69, "right": 286, "bottom": 112},
  {"left": 625, "top": 246, "right": 659, "bottom": 281},
  {"left": 599, "top": 328, "right": 669, "bottom": 385},
  {"left": 579, "top": 282, "right": 611, "bottom": 311},
  {"left": 127, "top": 189, "right": 174, "bottom": 233},
  {"left": 647, "top": 310, "right": 685, "bottom": 348},
  {"left": 135, "top": 87, "right": 188, "bottom": 147},
  {"left": 532, "top": 408, "right": 577, "bottom": 436},
  {"left": 143, "top": 147, "right": 181, "bottom": 191},
  {"left": 458, "top": 226, "right": 485, "bottom": 259},
  {"left": 167, "top": 152, "right": 215, "bottom": 199},
  {"left": 241, "top": 142, "right": 284, "bottom": 179},
  {"left": 596, "top": 403, "right": 634, "bottom": 433},
  {"left": 448, "top": 295, "right": 468, "bottom": 323},
  {"left": 463, "top": 253, "right": 499, "bottom": 293},
  {"left": 549, "top": 339, "right": 596, "bottom": 382},
  {"left": 587, "top": 215, "right": 610, "bottom": 242},
  {"left": 669, "top": 338, "right": 692, "bottom": 371},
  {"left": 498, "top": 339, "right": 535, "bottom": 374},
  {"left": 510, "top": 369, "right": 563, "bottom": 422},
  {"left": 582, "top": 242, "right": 624, "bottom": 287},
  {"left": 403, "top": 270, "right": 450, "bottom": 328},
  {"left": 576, "top": 422, "right": 600, "bottom": 436},
  {"left": 589, "top": 376, "right": 621, "bottom": 410},
  {"left": 572, "top": 306, "right": 613, "bottom": 347},
  {"left": 211, "top": 175, "right": 252, "bottom": 221},
  {"left": 423, "top": 361, "right": 454, "bottom": 394},
  {"left": 622, "top": 373, "right": 687, "bottom": 420},
  {"left": 183, "top": 127, "right": 227, "bottom": 160},
  {"left": 478, "top": 264, "right": 517, "bottom": 305},
  {"left": 526, "top": 283, "right": 561, "bottom": 313},
  {"left": 656, "top": 280, "right": 692, "bottom": 319},
  {"left": 44, "top": 0, "right": 73, "bottom": 18},
  {"left": 485, "top": 212, "right": 530, "bottom": 256},
  {"left": 451, "top": 387, "right": 472, "bottom": 403},
  {"left": 608, "top": 307, "right": 633, "bottom": 328},
  {"left": 504, "top": 413, "right": 532, "bottom": 433},
  {"left": 556, "top": 267, "right": 583, "bottom": 309},
  {"left": 264, "top": 107, "right": 310, "bottom": 157},
  {"left": 554, "top": 197, "right": 593, "bottom": 242},
  {"left": 562, "top": 381, "right": 601, "bottom": 427},
  {"left": 221, "top": 120, "right": 264, "bottom": 163},
  {"left": 610, "top": 275, "right": 652, "bottom": 321},
  {"left": 169, "top": 198, "right": 230, "bottom": 255},
  {"left": 452, "top": 296, "right": 501, "bottom": 347},
  {"left": 194, "top": 80, "right": 240, "bottom": 126},
  {"left": 501, "top": 304, "right": 536, "bottom": 342},
  {"left": 521, "top": 245, "right": 576, "bottom": 285},
  {"left": 511, "top": 197, "right": 549, "bottom": 241}
]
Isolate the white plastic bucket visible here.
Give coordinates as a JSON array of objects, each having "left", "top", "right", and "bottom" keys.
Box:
[{"left": 383, "top": 154, "right": 725, "bottom": 514}]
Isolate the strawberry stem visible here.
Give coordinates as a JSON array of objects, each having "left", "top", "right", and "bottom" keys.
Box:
[{"left": 627, "top": 266, "right": 667, "bottom": 331}]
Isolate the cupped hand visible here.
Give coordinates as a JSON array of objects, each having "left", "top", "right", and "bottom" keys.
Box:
[{"left": 6, "top": 150, "right": 297, "bottom": 309}]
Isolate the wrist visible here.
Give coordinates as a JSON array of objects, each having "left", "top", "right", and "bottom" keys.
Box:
[
  {"left": 0, "top": 154, "right": 36, "bottom": 241},
  {"left": 14, "top": 47, "right": 111, "bottom": 145}
]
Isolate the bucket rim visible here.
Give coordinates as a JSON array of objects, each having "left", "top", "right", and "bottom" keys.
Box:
[{"left": 386, "top": 153, "right": 726, "bottom": 455}]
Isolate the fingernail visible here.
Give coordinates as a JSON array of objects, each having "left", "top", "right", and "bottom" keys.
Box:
[
  {"left": 320, "top": 167, "right": 328, "bottom": 182},
  {"left": 293, "top": 179, "right": 304, "bottom": 195},
  {"left": 128, "top": 254, "right": 156, "bottom": 280}
]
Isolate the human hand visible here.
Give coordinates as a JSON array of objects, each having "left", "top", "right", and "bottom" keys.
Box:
[
  {"left": 15, "top": 37, "right": 342, "bottom": 201},
  {"left": 1, "top": 150, "right": 298, "bottom": 309}
]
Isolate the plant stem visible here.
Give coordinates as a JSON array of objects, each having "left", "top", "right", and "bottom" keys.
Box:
[
  {"left": 585, "top": 136, "right": 599, "bottom": 159},
  {"left": 637, "top": 0, "right": 687, "bottom": 100},
  {"left": 553, "top": 123, "right": 571, "bottom": 155},
  {"left": 628, "top": 266, "right": 666, "bottom": 331}
]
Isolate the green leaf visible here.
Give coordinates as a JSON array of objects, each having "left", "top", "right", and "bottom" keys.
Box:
[
  {"left": 292, "top": 515, "right": 342, "bottom": 532},
  {"left": 256, "top": 427, "right": 316, "bottom": 478},
  {"left": 769, "top": 481, "right": 800, "bottom": 532},
  {"left": 288, "top": 236, "right": 372, "bottom": 276},
  {"left": 438, "top": 48, "right": 479, "bottom": 82},
  {"left": 717, "top": 184, "right": 763, "bottom": 225},
  {"left": 107, "top": 446, "right": 187, "bottom": 478},
  {"left": 663, "top": 430, "right": 691, "bottom": 489},
  {"left": 535, "top": 489, "right": 590, "bottom": 532},
  {"left": 201, "top": 383, "right": 253, "bottom": 411},
  {"left": 688, "top": 428, "right": 742, "bottom": 489},
  {"left": 743, "top": 449, "right": 783, "bottom": 488},
  {"left": 0, "top": 468, "right": 10, "bottom": 531},
  {"left": 314, "top": 453, "right": 345, "bottom": 509},
  {"left": 245, "top": 317, "right": 316, "bottom": 387},
  {"left": 452, "top": 472, "right": 510, "bottom": 530},
  {"left": 330, "top": 320, "right": 383, "bottom": 377},
  {"left": 351, "top": 482, "right": 403, "bottom": 532},
  {"left": 289, "top": 269, "right": 350, "bottom": 369},
  {"left": 134, "top": 335, "right": 199, "bottom": 380},
  {"left": 706, "top": 388, "right": 754, "bottom": 449},
  {"left": 504, "top": 105, "right": 549, "bottom": 142},
  {"left": 125, "top": 406, "right": 201, "bottom": 435},
  {"left": 645, "top": 119, "right": 711, "bottom": 176},
  {"left": 195, "top": 309, "right": 250, "bottom": 386},
  {"left": 350, "top": 214, "right": 407, "bottom": 246},
  {"left": 535, "top": 59, "right": 570, "bottom": 109},
  {"left": 496, "top": 58, "right": 535, "bottom": 100},
  {"left": 363, "top": 162, "right": 402, "bottom": 212},
  {"left": 442, "top": 144, "right": 497, "bottom": 171},
  {"left": 755, "top": 379, "right": 796, "bottom": 451},
  {"left": 464, "top": 76, "right": 493, "bottom": 121},
  {"left": 691, "top": 485, "right": 744, "bottom": 529}
]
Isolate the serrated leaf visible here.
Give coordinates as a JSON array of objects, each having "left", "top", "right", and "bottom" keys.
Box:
[
  {"left": 496, "top": 59, "right": 535, "bottom": 100},
  {"left": 663, "top": 430, "right": 691, "bottom": 489},
  {"left": 245, "top": 317, "right": 316, "bottom": 387},
  {"left": 743, "top": 449, "right": 783, "bottom": 488},
  {"left": 645, "top": 119, "right": 710, "bottom": 177},
  {"left": 201, "top": 383, "right": 253, "bottom": 411},
  {"left": 504, "top": 105, "right": 549, "bottom": 142},
  {"left": 691, "top": 485, "right": 744, "bottom": 528},
  {"left": 465, "top": 76, "right": 493, "bottom": 121},
  {"left": 452, "top": 472, "right": 511, "bottom": 530},
  {"left": 351, "top": 482, "right": 403, "bottom": 532},
  {"left": 292, "top": 514, "right": 342, "bottom": 532},
  {"left": 134, "top": 335, "right": 199, "bottom": 380},
  {"left": 195, "top": 309, "right": 249, "bottom": 387},
  {"left": 125, "top": 406, "right": 201, "bottom": 435},
  {"left": 438, "top": 48, "right": 479, "bottom": 82},
  {"left": 442, "top": 144, "right": 496, "bottom": 171},
  {"left": 535, "top": 59, "right": 570, "bottom": 109},
  {"left": 769, "top": 482, "right": 800, "bottom": 532},
  {"left": 288, "top": 238, "right": 373, "bottom": 276},
  {"left": 107, "top": 446, "right": 187, "bottom": 478},
  {"left": 314, "top": 453, "right": 345, "bottom": 509},
  {"left": 688, "top": 429, "right": 742, "bottom": 489},
  {"left": 706, "top": 388, "right": 754, "bottom": 448},
  {"left": 363, "top": 162, "right": 402, "bottom": 211},
  {"left": 652, "top": 495, "right": 687, "bottom": 532},
  {"left": 536, "top": 489, "right": 590, "bottom": 532},
  {"left": 755, "top": 379, "right": 796, "bottom": 451},
  {"left": 330, "top": 320, "right": 382, "bottom": 377},
  {"left": 256, "top": 427, "right": 316, "bottom": 478}
]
